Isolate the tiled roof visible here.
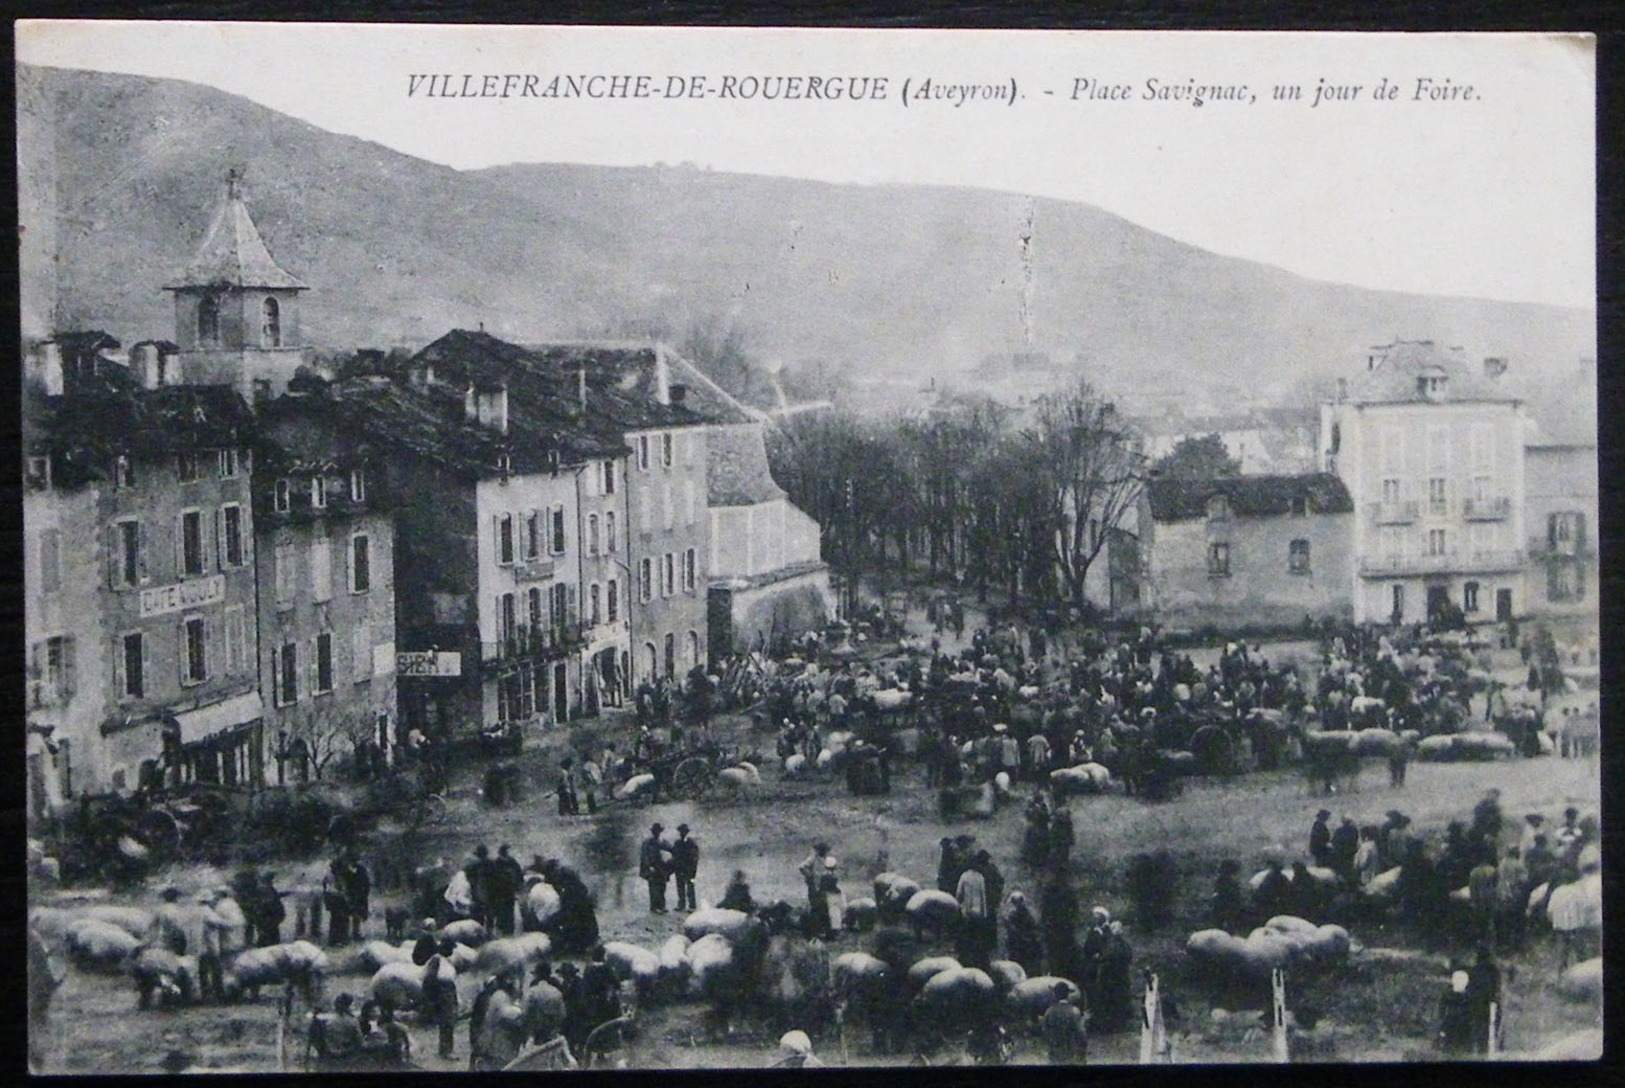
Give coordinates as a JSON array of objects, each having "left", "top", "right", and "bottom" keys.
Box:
[
  {"left": 327, "top": 376, "right": 622, "bottom": 480},
  {"left": 1147, "top": 472, "right": 1354, "bottom": 522},
  {"left": 30, "top": 383, "right": 257, "bottom": 488},
  {"left": 164, "top": 193, "right": 307, "bottom": 291},
  {"left": 707, "top": 422, "right": 786, "bottom": 506},
  {"left": 1343, "top": 340, "right": 1516, "bottom": 405}
]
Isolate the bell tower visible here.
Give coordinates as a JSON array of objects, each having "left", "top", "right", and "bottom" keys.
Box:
[{"left": 165, "top": 169, "right": 309, "bottom": 402}]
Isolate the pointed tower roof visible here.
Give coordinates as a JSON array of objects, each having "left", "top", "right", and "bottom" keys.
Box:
[{"left": 165, "top": 170, "right": 307, "bottom": 291}]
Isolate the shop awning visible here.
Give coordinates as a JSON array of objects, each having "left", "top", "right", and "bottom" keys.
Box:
[{"left": 175, "top": 691, "right": 264, "bottom": 746}]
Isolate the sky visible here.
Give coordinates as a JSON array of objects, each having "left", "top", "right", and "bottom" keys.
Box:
[{"left": 16, "top": 23, "right": 1597, "bottom": 309}]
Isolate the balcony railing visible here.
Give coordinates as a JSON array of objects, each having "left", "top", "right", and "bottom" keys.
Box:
[
  {"left": 1358, "top": 549, "right": 1526, "bottom": 576},
  {"left": 1462, "top": 497, "right": 1512, "bottom": 521},
  {"left": 482, "top": 621, "right": 587, "bottom": 664},
  {"left": 1370, "top": 501, "right": 1418, "bottom": 525}
]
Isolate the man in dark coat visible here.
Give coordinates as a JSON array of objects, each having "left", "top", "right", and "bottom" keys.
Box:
[
  {"left": 1330, "top": 816, "right": 1360, "bottom": 886},
  {"left": 1309, "top": 810, "right": 1333, "bottom": 868},
  {"left": 1093, "top": 922, "right": 1134, "bottom": 1033},
  {"left": 1039, "top": 877, "right": 1082, "bottom": 983},
  {"left": 639, "top": 824, "right": 671, "bottom": 914},
  {"left": 465, "top": 845, "right": 495, "bottom": 930},
  {"left": 542, "top": 859, "right": 600, "bottom": 953},
  {"left": 1041, "top": 984, "right": 1088, "bottom": 1064},
  {"left": 1003, "top": 892, "right": 1044, "bottom": 976},
  {"left": 975, "top": 850, "right": 1005, "bottom": 912},
  {"left": 671, "top": 825, "right": 700, "bottom": 913},
  {"left": 490, "top": 845, "right": 523, "bottom": 935},
  {"left": 1252, "top": 859, "right": 1291, "bottom": 927},
  {"left": 1436, "top": 968, "right": 1477, "bottom": 1055},
  {"left": 1211, "top": 859, "right": 1246, "bottom": 933},
  {"left": 1048, "top": 809, "right": 1075, "bottom": 871},
  {"left": 936, "top": 838, "right": 961, "bottom": 894}
]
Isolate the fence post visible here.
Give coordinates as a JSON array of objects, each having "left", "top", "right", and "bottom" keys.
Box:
[{"left": 1271, "top": 968, "right": 1290, "bottom": 1063}]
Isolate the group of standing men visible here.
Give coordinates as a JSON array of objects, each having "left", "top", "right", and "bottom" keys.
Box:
[{"left": 639, "top": 823, "right": 701, "bottom": 914}]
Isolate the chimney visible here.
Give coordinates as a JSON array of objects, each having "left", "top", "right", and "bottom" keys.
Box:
[
  {"left": 133, "top": 343, "right": 161, "bottom": 389},
  {"left": 1482, "top": 357, "right": 1507, "bottom": 380},
  {"left": 670, "top": 383, "right": 688, "bottom": 407}
]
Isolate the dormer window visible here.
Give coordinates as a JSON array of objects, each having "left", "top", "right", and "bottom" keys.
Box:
[
  {"left": 274, "top": 478, "right": 292, "bottom": 513},
  {"left": 177, "top": 452, "right": 202, "bottom": 483},
  {"left": 1418, "top": 370, "right": 1448, "bottom": 400},
  {"left": 114, "top": 455, "right": 135, "bottom": 489},
  {"left": 349, "top": 468, "right": 367, "bottom": 502},
  {"left": 496, "top": 453, "right": 513, "bottom": 477},
  {"left": 311, "top": 476, "right": 328, "bottom": 509}
]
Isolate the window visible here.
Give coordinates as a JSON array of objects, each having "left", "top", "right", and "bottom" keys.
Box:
[
  {"left": 588, "top": 514, "right": 600, "bottom": 556},
  {"left": 37, "top": 635, "right": 76, "bottom": 703},
  {"left": 529, "top": 587, "right": 544, "bottom": 629},
  {"left": 310, "top": 535, "right": 331, "bottom": 602},
  {"left": 220, "top": 504, "right": 245, "bottom": 568},
  {"left": 114, "top": 519, "right": 142, "bottom": 587},
  {"left": 218, "top": 448, "right": 239, "bottom": 478},
  {"left": 177, "top": 452, "right": 202, "bottom": 483},
  {"left": 496, "top": 452, "right": 512, "bottom": 477},
  {"left": 602, "top": 460, "right": 617, "bottom": 494},
  {"left": 262, "top": 297, "right": 282, "bottom": 347},
  {"left": 549, "top": 506, "right": 566, "bottom": 555},
  {"left": 549, "top": 582, "right": 568, "bottom": 632},
  {"left": 39, "top": 529, "right": 61, "bottom": 594},
  {"left": 349, "top": 468, "right": 366, "bottom": 502},
  {"left": 688, "top": 630, "right": 701, "bottom": 670},
  {"left": 497, "top": 513, "right": 515, "bottom": 565},
  {"left": 1548, "top": 512, "right": 1585, "bottom": 556},
  {"left": 664, "top": 633, "right": 676, "bottom": 678},
  {"left": 1391, "top": 584, "right": 1406, "bottom": 620},
  {"left": 1329, "top": 422, "right": 1341, "bottom": 455},
  {"left": 274, "top": 543, "right": 296, "bottom": 608},
  {"left": 182, "top": 616, "right": 208, "bottom": 685},
  {"left": 1464, "top": 581, "right": 1480, "bottom": 613},
  {"left": 640, "top": 558, "right": 653, "bottom": 602},
  {"left": 1381, "top": 478, "right": 1401, "bottom": 504},
  {"left": 645, "top": 642, "right": 658, "bottom": 679},
  {"left": 662, "top": 552, "right": 676, "bottom": 597},
  {"left": 274, "top": 642, "right": 298, "bottom": 706},
  {"left": 498, "top": 592, "right": 517, "bottom": 646},
  {"left": 350, "top": 533, "right": 371, "bottom": 593},
  {"left": 115, "top": 455, "right": 135, "bottom": 489},
  {"left": 1427, "top": 477, "right": 1447, "bottom": 515},
  {"left": 605, "top": 512, "right": 618, "bottom": 553},
  {"left": 1427, "top": 528, "right": 1447, "bottom": 556},
  {"left": 197, "top": 294, "right": 220, "bottom": 344},
  {"left": 1207, "top": 542, "right": 1231, "bottom": 577},
  {"left": 589, "top": 583, "right": 602, "bottom": 626},
  {"left": 311, "top": 476, "right": 328, "bottom": 510},
  {"left": 662, "top": 433, "right": 674, "bottom": 468},
  {"left": 179, "top": 510, "right": 206, "bottom": 576},
  {"left": 684, "top": 547, "right": 697, "bottom": 592},
  {"left": 1549, "top": 560, "right": 1584, "bottom": 602},
  {"left": 518, "top": 664, "right": 535, "bottom": 719},
  {"left": 275, "top": 478, "right": 292, "bottom": 513},
  {"left": 607, "top": 578, "right": 620, "bottom": 623},
  {"left": 122, "top": 633, "right": 145, "bottom": 699},
  {"left": 1290, "top": 496, "right": 1308, "bottom": 518},
  {"left": 1288, "top": 539, "right": 1311, "bottom": 574},
  {"left": 525, "top": 512, "right": 541, "bottom": 561},
  {"left": 314, "top": 632, "right": 334, "bottom": 694},
  {"left": 637, "top": 435, "right": 650, "bottom": 471}
]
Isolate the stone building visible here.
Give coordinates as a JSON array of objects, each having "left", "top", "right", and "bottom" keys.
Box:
[
  {"left": 251, "top": 391, "right": 399, "bottom": 783},
  {"left": 1320, "top": 341, "right": 1527, "bottom": 625},
  {"left": 1139, "top": 473, "right": 1354, "bottom": 629},
  {"left": 1520, "top": 360, "right": 1598, "bottom": 629},
  {"left": 25, "top": 338, "right": 266, "bottom": 799}
]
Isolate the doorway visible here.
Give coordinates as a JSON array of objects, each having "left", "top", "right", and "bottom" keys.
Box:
[
  {"left": 553, "top": 661, "right": 569, "bottom": 722},
  {"left": 1495, "top": 588, "right": 1514, "bottom": 622}
]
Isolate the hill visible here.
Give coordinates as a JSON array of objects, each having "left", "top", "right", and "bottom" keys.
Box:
[{"left": 18, "top": 63, "right": 1595, "bottom": 414}]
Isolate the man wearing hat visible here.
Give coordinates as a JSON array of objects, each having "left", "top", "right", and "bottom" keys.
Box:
[
  {"left": 1040, "top": 982, "right": 1087, "bottom": 1064},
  {"left": 147, "top": 886, "right": 189, "bottom": 955},
  {"left": 640, "top": 823, "right": 672, "bottom": 914},
  {"left": 671, "top": 825, "right": 700, "bottom": 913}
]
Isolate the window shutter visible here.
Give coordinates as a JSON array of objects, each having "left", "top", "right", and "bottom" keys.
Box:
[
  {"left": 62, "top": 637, "right": 77, "bottom": 699},
  {"left": 214, "top": 508, "right": 224, "bottom": 570},
  {"left": 565, "top": 583, "right": 578, "bottom": 625},
  {"left": 1575, "top": 514, "right": 1587, "bottom": 553},
  {"left": 271, "top": 646, "right": 281, "bottom": 704},
  {"left": 174, "top": 514, "right": 185, "bottom": 578},
  {"left": 179, "top": 619, "right": 190, "bottom": 684},
  {"left": 1548, "top": 514, "right": 1558, "bottom": 551},
  {"left": 141, "top": 634, "right": 152, "bottom": 700},
  {"left": 138, "top": 523, "right": 150, "bottom": 583},
  {"left": 107, "top": 524, "right": 121, "bottom": 588},
  {"left": 114, "top": 634, "right": 126, "bottom": 697}
]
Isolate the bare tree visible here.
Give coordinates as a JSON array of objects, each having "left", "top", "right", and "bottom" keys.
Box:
[
  {"left": 1029, "top": 379, "right": 1147, "bottom": 611},
  {"left": 286, "top": 710, "right": 374, "bottom": 782}
]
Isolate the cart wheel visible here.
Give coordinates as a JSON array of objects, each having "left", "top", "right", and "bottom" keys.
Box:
[
  {"left": 670, "top": 758, "right": 712, "bottom": 800},
  {"left": 133, "top": 808, "right": 183, "bottom": 861}
]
